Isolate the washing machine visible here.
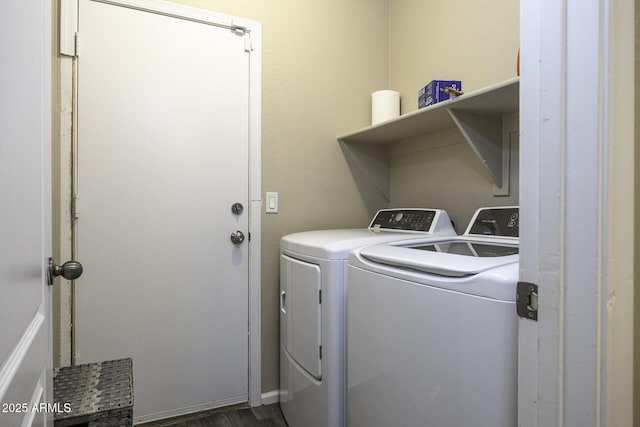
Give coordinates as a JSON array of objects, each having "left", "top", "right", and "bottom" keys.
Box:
[
  {"left": 347, "top": 206, "right": 519, "bottom": 427},
  {"left": 279, "top": 209, "right": 457, "bottom": 427}
]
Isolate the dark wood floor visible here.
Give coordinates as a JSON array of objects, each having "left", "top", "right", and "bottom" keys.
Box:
[{"left": 138, "top": 403, "right": 288, "bottom": 427}]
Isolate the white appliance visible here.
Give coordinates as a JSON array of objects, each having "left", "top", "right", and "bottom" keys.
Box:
[
  {"left": 347, "top": 206, "right": 520, "bottom": 427},
  {"left": 280, "top": 209, "right": 456, "bottom": 427}
]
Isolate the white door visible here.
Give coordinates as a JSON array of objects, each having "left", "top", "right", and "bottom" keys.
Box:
[
  {"left": 75, "top": 1, "right": 251, "bottom": 422},
  {"left": 0, "top": 1, "right": 53, "bottom": 426}
]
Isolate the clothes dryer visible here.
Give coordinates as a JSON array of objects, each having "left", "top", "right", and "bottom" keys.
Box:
[
  {"left": 280, "top": 209, "right": 456, "bottom": 427},
  {"left": 347, "top": 206, "right": 519, "bottom": 427}
]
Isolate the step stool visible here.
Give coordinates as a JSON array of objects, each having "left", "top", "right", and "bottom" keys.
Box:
[{"left": 53, "top": 358, "right": 133, "bottom": 427}]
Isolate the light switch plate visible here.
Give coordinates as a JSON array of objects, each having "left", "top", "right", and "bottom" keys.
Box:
[{"left": 266, "top": 192, "right": 278, "bottom": 213}]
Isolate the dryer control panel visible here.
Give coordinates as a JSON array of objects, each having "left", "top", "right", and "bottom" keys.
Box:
[{"left": 369, "top": 209, "right": 438, "bottom": 232}]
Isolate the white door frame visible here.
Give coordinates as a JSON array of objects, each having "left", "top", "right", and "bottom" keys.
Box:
[
  {"left": 519, "top": 0, "right": 634, "bottom": 425},
  {"left": 58, "top": 0, "right": 262, "bottom": 406}
]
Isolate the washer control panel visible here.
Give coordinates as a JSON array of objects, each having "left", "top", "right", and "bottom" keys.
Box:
[
  {"left": 369, "top": 209, "right": 437, "bottom": 232},
  {"left": 467, "top": 207, "right": 519, "bottom": 237}
]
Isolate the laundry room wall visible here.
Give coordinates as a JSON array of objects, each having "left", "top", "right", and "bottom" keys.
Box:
[
  {"left": 166, "top": 0, "right": 390, "bottom": 394},
  {"left": 635, "top": 8, "right": 640, "bottom": 425},
  {"left": 389, "top": 0, "right": 520, "bottom": 113},
  {"left": 387, "top": 0, "right": 520, "bottom": 231}
]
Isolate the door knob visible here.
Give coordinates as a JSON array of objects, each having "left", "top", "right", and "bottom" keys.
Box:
[
  {"left": 48, "top": 257, "right": 83, "bottom": 286},
  {"left": 230, "top": 230, "right": 245, "bottom": 245}
]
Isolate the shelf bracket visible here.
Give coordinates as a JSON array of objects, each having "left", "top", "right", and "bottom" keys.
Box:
[
  {"left": 448, "top": 109, "right": 507, "bottom": 192},
  {"left": 338, "top": 140, "right": 391, "bottom": 203}
]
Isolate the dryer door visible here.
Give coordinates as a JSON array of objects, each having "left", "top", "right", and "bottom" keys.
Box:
[{"left": 281, "top": 254, "right": 322, "bottom": 379}]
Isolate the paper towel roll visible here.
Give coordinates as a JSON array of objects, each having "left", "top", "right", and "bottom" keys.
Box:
[{"left": 371, "top": 90, "right": 400, "bottom": 125}]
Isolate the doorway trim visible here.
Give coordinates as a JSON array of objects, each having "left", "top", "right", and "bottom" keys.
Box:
[
  {"left": 58, "top": 0, "right": 262, "bottom": 406},
  {"left": 518, "top": 0, "right": 634, "bottom": 425}
]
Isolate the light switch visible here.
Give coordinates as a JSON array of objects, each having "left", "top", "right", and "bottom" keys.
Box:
[{"left": 266, "top": 192, "right": 278, "bottom": 213}]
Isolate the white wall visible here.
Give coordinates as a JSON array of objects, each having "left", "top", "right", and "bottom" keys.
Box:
[{"left": 389, "top": 0, "right": 520, "bottom": 114}]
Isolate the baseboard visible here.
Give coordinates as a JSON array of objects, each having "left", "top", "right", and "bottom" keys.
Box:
[
  {"left": 260, "top": 389, "right": 280, "bottom": 405},
  {"left": 134, "top": 395, "right": 247, "bottom": 424}
]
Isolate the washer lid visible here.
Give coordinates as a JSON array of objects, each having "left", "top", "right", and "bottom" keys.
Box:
[{"left": 359, "top": 239, "right": 519, "bottom": 277}]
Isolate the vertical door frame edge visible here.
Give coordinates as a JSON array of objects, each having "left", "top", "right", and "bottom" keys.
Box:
[
  {"left": 43, "top": 0, "right": 55, "bottom": 418},
  {"left": 246, "top": 20, "right": 263, "bottom": 408}
]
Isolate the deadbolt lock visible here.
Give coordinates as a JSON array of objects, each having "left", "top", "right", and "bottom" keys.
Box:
[{"left": 231, "top": 203, "right": 244, "bottom": 215}]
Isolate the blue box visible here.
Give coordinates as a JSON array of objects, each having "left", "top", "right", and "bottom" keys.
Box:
[{"left": 418, "top": 80, "right": 462, "bottom": 108}]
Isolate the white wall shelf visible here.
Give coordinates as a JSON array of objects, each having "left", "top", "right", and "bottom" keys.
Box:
[{"left": 338, "top": 77, "right": 519, "bottom": 190}]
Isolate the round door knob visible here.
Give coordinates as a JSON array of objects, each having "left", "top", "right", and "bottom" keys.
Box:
[
  {"left": 48, "top": 257, "right": 83, "bottom": 286},
  {"left": 230, "top": 230, "right": 245, "bottom": 245}
]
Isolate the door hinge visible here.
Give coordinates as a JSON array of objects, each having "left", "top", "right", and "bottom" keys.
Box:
[
  {"left": 516, "top": 282, "right": 538, "bottom": 321},
  {"left": 72, "top": 196, "right": 80, "bottom": 220},
  {"left": 74, "top": 32, "right": 80, "bottom": 57},
  {"left": 319, "top": 345, "right": 322, "bottom": 360},
  {"left": 319, "top": 290, "right": 322, "bottom": 304}
]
